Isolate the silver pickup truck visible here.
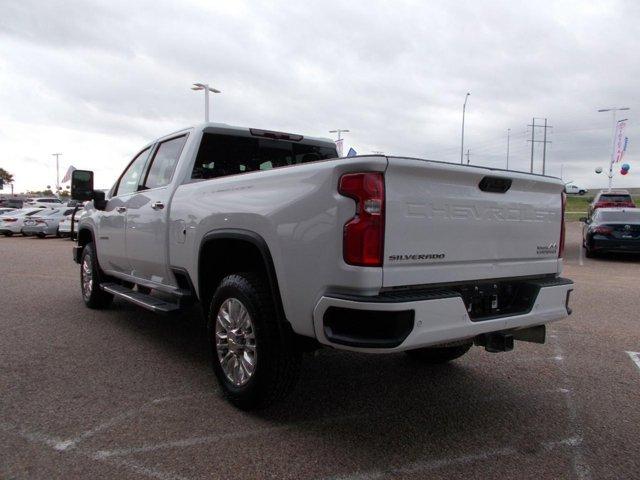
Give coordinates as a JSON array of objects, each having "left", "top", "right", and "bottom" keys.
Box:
[{"left": 71, "top": 122, "right": 573, "bottom": 409}]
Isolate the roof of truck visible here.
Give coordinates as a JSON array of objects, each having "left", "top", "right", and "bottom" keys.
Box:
[{"left": 163, "top": 122, "right": 336, "bottom": 146}]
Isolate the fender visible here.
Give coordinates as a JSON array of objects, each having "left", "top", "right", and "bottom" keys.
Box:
[
  {"left": 198, "top": 229, "right": 289, "bottom": 328},
  {"left": 73, "top": 224, "right": 97, "bottom": 264}
]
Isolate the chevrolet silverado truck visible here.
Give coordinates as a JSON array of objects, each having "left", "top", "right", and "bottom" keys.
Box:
[{"left": 70, "top": 123, "right": 573, "bottom": 409}]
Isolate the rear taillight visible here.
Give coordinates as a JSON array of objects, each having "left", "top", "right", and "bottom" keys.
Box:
[
  {"left": 592, "top": 226, "right": 613, "bottom": 235},
  {"left": 339, "top": 172, "right": 385, "bottom": 266},
  {"left": 559, "top": 192, "right": 566, "bottom": 258}
]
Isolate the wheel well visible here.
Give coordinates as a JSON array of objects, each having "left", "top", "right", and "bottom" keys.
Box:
[
  {"left": 77, "top": 228, "right": 93, "bottom": 249},
  {"left": 198, "top": 237, "right": 276, "bottom": 312}
]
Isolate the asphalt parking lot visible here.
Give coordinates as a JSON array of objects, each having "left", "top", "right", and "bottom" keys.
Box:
[{"left": 1, "top": 223, "right": 639, "bottom": 480}]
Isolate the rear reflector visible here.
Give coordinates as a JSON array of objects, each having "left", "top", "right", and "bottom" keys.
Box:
[{"left": 338, "top": 172, "right": 385, "bottom": 266}]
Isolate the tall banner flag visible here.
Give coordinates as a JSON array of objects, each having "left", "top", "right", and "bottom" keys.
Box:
[
  {"left": 614, "top": 120, "right": 627, "bottom": 163},
  {"left": 335, "top": 139, "right": 344, "bottom": 157},
  {"left": 61, "top": 165, "right": 76, "bottom": 183}
]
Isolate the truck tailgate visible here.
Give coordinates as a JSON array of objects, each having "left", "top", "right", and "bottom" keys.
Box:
[{"left": 383, "top": 157, "right": 564, "bottom": 287}]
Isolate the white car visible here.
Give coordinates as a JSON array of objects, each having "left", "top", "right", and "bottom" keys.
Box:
[
  {"left": 72, "top": 122, "right": 573, "bottom": 409},
  {"left": 564, "top": 183, "right": 587, "bottom": 195},
  {"left": 24, "top": 197, "right": 64, "bottom": 208},
  {"left": 0, "top": 208, "right": 46, "bottom": 236}
]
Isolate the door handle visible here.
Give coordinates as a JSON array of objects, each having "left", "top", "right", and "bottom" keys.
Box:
[
  {"left": 151, "top": 201, "right": 165, "bottom": 210},
  {"left": 116, "top": 206, "right": 127, "bottom": 213}
]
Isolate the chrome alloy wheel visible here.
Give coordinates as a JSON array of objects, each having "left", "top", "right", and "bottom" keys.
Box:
[
  {"left": 215, "top": 298, "right": 257, "bottom": 387},
  {"left": 81, "top": 254, "right": 93, "bottom": 300}
]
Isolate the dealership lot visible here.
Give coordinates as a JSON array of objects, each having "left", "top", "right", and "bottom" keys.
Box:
[{"left": 1, "top": 223, "right": 639, "bottom": 480}]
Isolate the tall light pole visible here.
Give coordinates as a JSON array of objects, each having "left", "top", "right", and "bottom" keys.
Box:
[
  {"left": 52, "top": 153, "right": 62, "bottom": 194},
  {"left": 460, "top": 92, "right": 470, "bottom": 164},
  {"left": 192, "top": 83, "right": 221, "bottom": 122},
  {"left": 506, "top": 128, "right": 510, "bottom": 170},
  {"left": 598, "top": 107, "right": 630, "bottom": 190}
]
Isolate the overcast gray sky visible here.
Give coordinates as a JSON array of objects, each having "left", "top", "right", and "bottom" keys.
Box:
[{"left": 1, "top": 0, "right": 639, "bottom": 193}]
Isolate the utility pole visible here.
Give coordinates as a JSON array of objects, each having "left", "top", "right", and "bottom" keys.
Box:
[
  {"left": 52, "top": 153, "right": 62, "bottom": 194},
  {"left": 465, "top": 149, "right": 470, "bottom": 165},
  {"left": 506, "top": 128, "right": 510, "bottom": 170},
  {"left": 542, "top": 118, "right": 548, "bottom": 175},
  {"left": 527, "top": 118, "right": 552, "bottom": 174},
  {"left": 460, "top": 92, "right": 471, "bottom": 164},
  {"left": 598, "top": 107, "right": 630, "bottom": 190},
  {"left": 191, "top": 83, "right": 221, "bottom": 122}
]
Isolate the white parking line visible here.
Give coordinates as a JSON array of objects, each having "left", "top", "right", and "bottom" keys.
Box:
[
  {"left": 626, "top": 351, "right": 640, "bottom": 371},
  {"left": 323, "top": 436, "right": 583, "bottom": 480}
]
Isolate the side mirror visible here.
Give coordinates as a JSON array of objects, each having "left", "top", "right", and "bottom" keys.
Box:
[{"left": 71, "top": 170, "right": 95, "bottom": 201}]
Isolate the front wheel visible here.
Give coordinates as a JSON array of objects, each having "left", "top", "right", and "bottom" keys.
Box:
[
  {"left": 405, "top": 342, "right": 472, "bottom": 364},
  {"left": 3, "top": 232, "right": 12, "bottom": 237},
  {"left": 80, "top": 242, "right": 113, "bottom": 309},
  {"left": 37, "top": 233, "right": 46, "bottom": 239},
  {"left": 207, "top": 273, "right": 300, "bottom": 410}
]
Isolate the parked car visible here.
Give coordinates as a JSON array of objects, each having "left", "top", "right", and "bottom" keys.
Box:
[
  {"left": 582, "top": 208, "right": 640, "bottom": 257},
  {"left": 21, "top": 208, "right": 75, "bottom": 238},
  {"left": 564, "top": 183, "right": 587, "bottom": 195},
  {"left": 588, "top": 189, "right": 636, "bottom": 216},
  {"left": 24, "top": 197, "right": 63, "bottom": 208},
  {"left": 0, "top": 208, "right": 46, "bottom": 236},
  {"left": 58, "top": 213, "right": 78, "bottom": 239},
  {"left": 0, "top": 199, "right": 24, "bottom": 209},
  {"left": 0, "top": 207, "right": 16, "bottom": 215},
  {"left": 70, "top": 122, "right": 573, "bottom": 410}
]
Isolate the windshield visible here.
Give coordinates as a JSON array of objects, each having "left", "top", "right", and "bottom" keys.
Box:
[
  {"left": 596, "top": 210, "right": 640, "bottom": 222},
  {"left": 598, "top": 194, "right": 632, "bottom": 202}
]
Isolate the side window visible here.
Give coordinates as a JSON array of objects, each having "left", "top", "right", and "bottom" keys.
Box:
[
  {"left": 115, "top": 148, "right": 151, "bottom": 196},
  {"left": 143, "top": 135, "right": 188, "bottom": 189}
]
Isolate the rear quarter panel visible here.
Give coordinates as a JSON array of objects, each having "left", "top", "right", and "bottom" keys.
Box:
[{"left": 169, "top": 156, "right": 388, "bottom": 337}]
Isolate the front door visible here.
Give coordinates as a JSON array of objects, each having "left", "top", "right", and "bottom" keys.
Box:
[
  {"left": 97, "top": 147, "right": 151, "bottom": 274},
  {"left": 125, "top": 134, "right": 188, "bottom": 286}
]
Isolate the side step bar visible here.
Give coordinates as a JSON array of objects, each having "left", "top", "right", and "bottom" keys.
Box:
[{"left": 100, "top": 283, "right": 186, "bottom": 314}]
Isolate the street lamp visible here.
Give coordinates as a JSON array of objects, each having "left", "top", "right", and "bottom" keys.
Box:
[
  {"left": 597, "top": 107, "right": 630, "bottom": 190},
  {"left": 460, "top": 92, "right": 470, "bottom": 165},
  {"left": 192, "top": 83, "right": 221, "bottom": 122}
]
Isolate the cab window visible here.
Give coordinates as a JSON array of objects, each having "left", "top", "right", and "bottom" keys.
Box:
[
  {"left": 115, "top": 147, "right": 151, "bottom": 196},
  {"left": 143, "top": 135, "right": 188, "bottom": 189}
]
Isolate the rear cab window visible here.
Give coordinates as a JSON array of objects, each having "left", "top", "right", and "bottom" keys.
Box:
[
  {"left": 598, "top": 194, "right": 632, "bottom": 203},
  {"left": 191, "top": 132, "right": 338, "bottom": 180}
]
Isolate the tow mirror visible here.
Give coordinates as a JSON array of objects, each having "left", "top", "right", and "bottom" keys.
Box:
[{"left": 71, "top": 170, "right": 95, "bottom": 201}]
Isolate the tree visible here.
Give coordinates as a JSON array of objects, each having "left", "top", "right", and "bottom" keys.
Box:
[{"left": 0, "top": 168, "right": 14, "bottom": 193}]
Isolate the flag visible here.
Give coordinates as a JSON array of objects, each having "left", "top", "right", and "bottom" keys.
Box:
[
  {"left": 335, "top": 139, "right": 344, "bottom": 157},
  {"left": 346, "top": 148, "right": 357, "bottom": 157},
  {"left": 61, "top": 165, "right": 76, "bottom": 183},
  {"left": 614, "top": 120, "right": 627, "bottom": 163}
]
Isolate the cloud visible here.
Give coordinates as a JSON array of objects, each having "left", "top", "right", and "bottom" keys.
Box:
[{"left": 0, "top": 0, "right": 638, "bottom": 193}]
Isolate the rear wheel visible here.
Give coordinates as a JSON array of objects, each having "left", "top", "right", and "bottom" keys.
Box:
[
  {"left": 583, "top": 242, "right": 595, "bottom": 258},
  {"left": 80, "top": 242, "right": 113, "bottom": 309},
  {"left": 405, "top": 342, "right": 472, "bottom": 364},
  {"left": 3, "top": 232, "right": 12, "bottom": 237},
  {"left": 207, "top": 272, "right": 300, "bottom": 410}
]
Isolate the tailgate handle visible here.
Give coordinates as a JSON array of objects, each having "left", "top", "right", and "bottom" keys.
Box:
[{"left": 479, "top": 176, "right": 512, "bottom": 193}]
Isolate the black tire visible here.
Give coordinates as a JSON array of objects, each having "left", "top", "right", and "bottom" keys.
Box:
[
  {"left": 207, "top": 272, "right": 301, "bottom": 410},
  {"left": 37, "top": 233, "right": 46, "bottom": 239},
  {"left": 579, "top": 190, "right": 586, "bottom": 195},
  {"left": 56, "top": 228, "right": 61, "bottom": 238},
  {"left": 3, "top": 232, "right": 12, "bottom": 237},
  {"left": 405, "top": 342, "right": 472, "bottom": 364},
  {"left": 80, "top": 242, "right": 113, "bottom": 309}
]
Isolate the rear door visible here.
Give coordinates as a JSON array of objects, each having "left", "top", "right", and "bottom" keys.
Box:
[
  {"left": 125, "top": 134, "right": 188, "bottom": 286},
  {"left": 383, "top": 158, "right": 564, "bottom": 287}
]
